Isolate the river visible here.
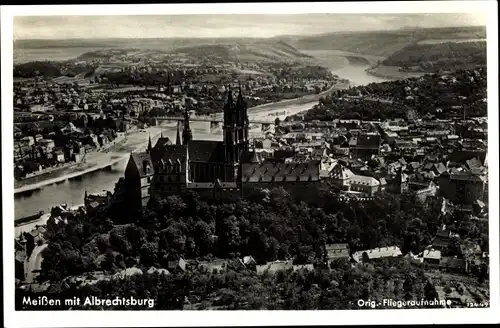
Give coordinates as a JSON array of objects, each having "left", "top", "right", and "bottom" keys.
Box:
[{"left": 14, "top": 63, "right": 388, "bottom": 221}]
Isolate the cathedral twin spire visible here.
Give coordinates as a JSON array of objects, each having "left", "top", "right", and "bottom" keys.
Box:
[
  {"left": 181, "top": 105, "right": 192, "bottom": 145},
  {"left": 176, "top": 121, "right": 182, "bottom": 145},
  {"left": 223, "top": 82, "right": 249, "bottom": 163},
  {"left": 147, "top": 134, "right": 152, "bottom": 152},
  {"left": 224, "top": 82, "right": 247, "bottom": 126}
]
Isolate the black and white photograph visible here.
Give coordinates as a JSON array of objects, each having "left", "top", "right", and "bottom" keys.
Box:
[{"left": 2, "top": 1, "right": 499, "bottom": 327}]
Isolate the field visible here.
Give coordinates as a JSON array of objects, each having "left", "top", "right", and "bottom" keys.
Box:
[
  {"left": 417, "top": 38, "right": 486, "bottom": 45},
  {"left": 236, "top": 69, "right": 269, "bottom": 75},
  {"left": 51, "top": 73, "right": 91, "bottom": 85},
  {"left": 106, "top": 86, "right": 150, "bottom": 93},
  {"left": 14, "top": 47, "right": 93, "bottom": 64}
]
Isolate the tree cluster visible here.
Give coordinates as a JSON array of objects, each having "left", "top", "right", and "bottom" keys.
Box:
[
  {"left": 17, "top": 257, "right": 439, "bottom": 310},
  {"left": 294, "top": 68, "right": 487, "bottom": 122},
  {"left": 14, "top": 61, "right": 92, "bottom": 78},
  {"left": 382, "top": 41, "right": 486, "bottom": 72},
  {"left": 37, "top": 185, "right": 487, "bottom": 284}
]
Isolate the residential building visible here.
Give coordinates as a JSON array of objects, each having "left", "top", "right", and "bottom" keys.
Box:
[
  {"left": 352, "top": 246, "right": 402, "bottom": 263},
  {"left": 439, "top": 171, "right": 487, "bottom": 204}
]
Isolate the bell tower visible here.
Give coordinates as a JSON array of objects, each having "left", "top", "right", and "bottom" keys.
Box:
[
  {"left": 236, "top": 83, "right": 250, "bottom": 154},
  {"left": 182, "top": 106, "right": 192, "bottom": 145},
  {"left": 223, "top": 88, "right": 236, "bottom": 163},
  {"left": 223, "top": 84, "right": 249, "bottom": 163}
]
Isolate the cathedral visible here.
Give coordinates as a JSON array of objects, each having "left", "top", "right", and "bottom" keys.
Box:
[
  {"left": 123, "top": 86, "right": 323, "bottom": 209},
  {"left": 124, "top": 86, "right": 250, "bottom": 208}
]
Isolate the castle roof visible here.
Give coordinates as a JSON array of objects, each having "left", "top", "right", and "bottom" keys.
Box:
[
  {"left": 329, "top": 163, "right": 355, "bottom": 180},
  {"left": 242, "top": 160, "right": 320, "bottom": 183},
  {"left": 350, "top": 175, "right": 380, "bottom": 187}
]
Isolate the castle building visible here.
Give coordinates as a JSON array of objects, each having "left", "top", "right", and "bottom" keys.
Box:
[{"left": 328, "top": 162, "right": 380, "bottom": 197}]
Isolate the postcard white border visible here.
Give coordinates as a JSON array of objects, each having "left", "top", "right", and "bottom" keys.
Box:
[{"left": 2, "top": 1, "right": 499, "bottom": 327}]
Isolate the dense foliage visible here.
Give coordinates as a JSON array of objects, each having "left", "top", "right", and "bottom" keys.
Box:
[
  {"left": 272, "top": 65, "right": 335, "bottom": 81},
  {"left": 291, "top": 68, "right": 487, "bottom": 122},
  {"left": 292, "top": 25, "right": 486, "bottom": 56},
  {"left": 14, "top": 61, "right": 92, "bottom": 78},
  {"left": 14, "top": 61, "right": 62, "bottom": 78},
  {"left": 17, "top": 184, "right": 489, "bottom": 310},
  {"left": 382, "top": 41, "right": 486, "bottom": 72},
  {"left": 17, "top": 257, "right": 440, "bottom": 310},
  {"left": 37, "top": 186, "right": 487, "bottom": 283}
]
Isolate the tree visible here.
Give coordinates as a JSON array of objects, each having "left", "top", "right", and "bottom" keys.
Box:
[
  {"left": 109, "top": 231, "right": 130, "bottom": 256},
  {"left": 163, "top": 225, "right": 187, "bottom": 254},
  {"left": 216, "top": 215, "right": 241, "bottom": 256},
  {"left": 194, "top": 221, "right": 214, "bottom": 254},
  {"left": 139, "top": 242, "right": 158, "bottom": 267}
]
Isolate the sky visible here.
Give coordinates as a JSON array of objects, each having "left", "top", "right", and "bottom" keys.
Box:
[{"left": 14, "top": 13, "right": 488, "bottom": 40}]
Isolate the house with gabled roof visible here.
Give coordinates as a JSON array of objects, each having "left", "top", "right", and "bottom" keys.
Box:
[
  {"left": 325, "top": 243, "right": 350, "bottom": 265},
  {"left": 352, "top": 246, "right": 402, "bottom": 263},
  {"left": 167, "top": 257, "right": 187, "bottom": 274},
  {"left": 256, "top": 260, "right": 293, "bottom": 275},
  {"left": 242, "top": 255, "right": 257, "bottom": 270}
]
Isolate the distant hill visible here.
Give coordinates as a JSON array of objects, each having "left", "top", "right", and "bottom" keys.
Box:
[
  {"left": 16, "top": 37, "right": 316, "bottom": 66},
  {"left": 382, "top": 41, "right": 486, "bottom": 72},
  {"left": 167, "top": 39, "right": 314, "bottom": 64},
  {"left": 284, "top": 25, "right": 486, "bottom": 57}
]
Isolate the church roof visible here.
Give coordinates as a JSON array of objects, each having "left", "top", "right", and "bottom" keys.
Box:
[
  {"left": 154, "top": 137, "right": 173, "bottom": 150},
  {"left": 150, "top": 145, "right": 187, "bottom": 168},
  {"left": 187, "top": 140, "right": 225, "bottom": 162}
]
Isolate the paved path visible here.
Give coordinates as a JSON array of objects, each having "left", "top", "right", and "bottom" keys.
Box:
[{"left": 24, "top": 243, "right": 48, "bottom": 283}]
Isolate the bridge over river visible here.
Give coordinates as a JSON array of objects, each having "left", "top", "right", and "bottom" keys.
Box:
[{"left": 154, "top": 114, "right": 277, "bottom": 126}]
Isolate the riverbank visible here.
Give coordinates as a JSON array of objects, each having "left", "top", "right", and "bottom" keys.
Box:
[
  {"left": 14, "top": 129, "right": 163, "bottom": 195},
  {"left": 14, "top": 81, "right": 346, "bottom": 195},
  {"left": 14, "top": 136, "right": 127, "bottom": 189},
  {"left": 365, "top": 65, "right": 426, "bottom": 80},
  {"left": 250, "top": 81, "right": 349, "bottom": 113},
  {"left": 14, "top": 153, "right": 128, "bottom": 195}
]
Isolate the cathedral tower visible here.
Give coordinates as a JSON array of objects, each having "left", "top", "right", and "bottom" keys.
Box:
[
  {"left": 223, "top": 84, "right": 249, "bottom": 163},
  {"left": 182, "top": 106, "right": 192, "bottom": 145},
  {"left": 237, "top": 83, "right": 250, "bottom": 153},
  {"left": 147, "top": 134, "right": 152, "bottom": 153},
  {"left": 176, "top": 121, "right": 182, "bottom": 145}
]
